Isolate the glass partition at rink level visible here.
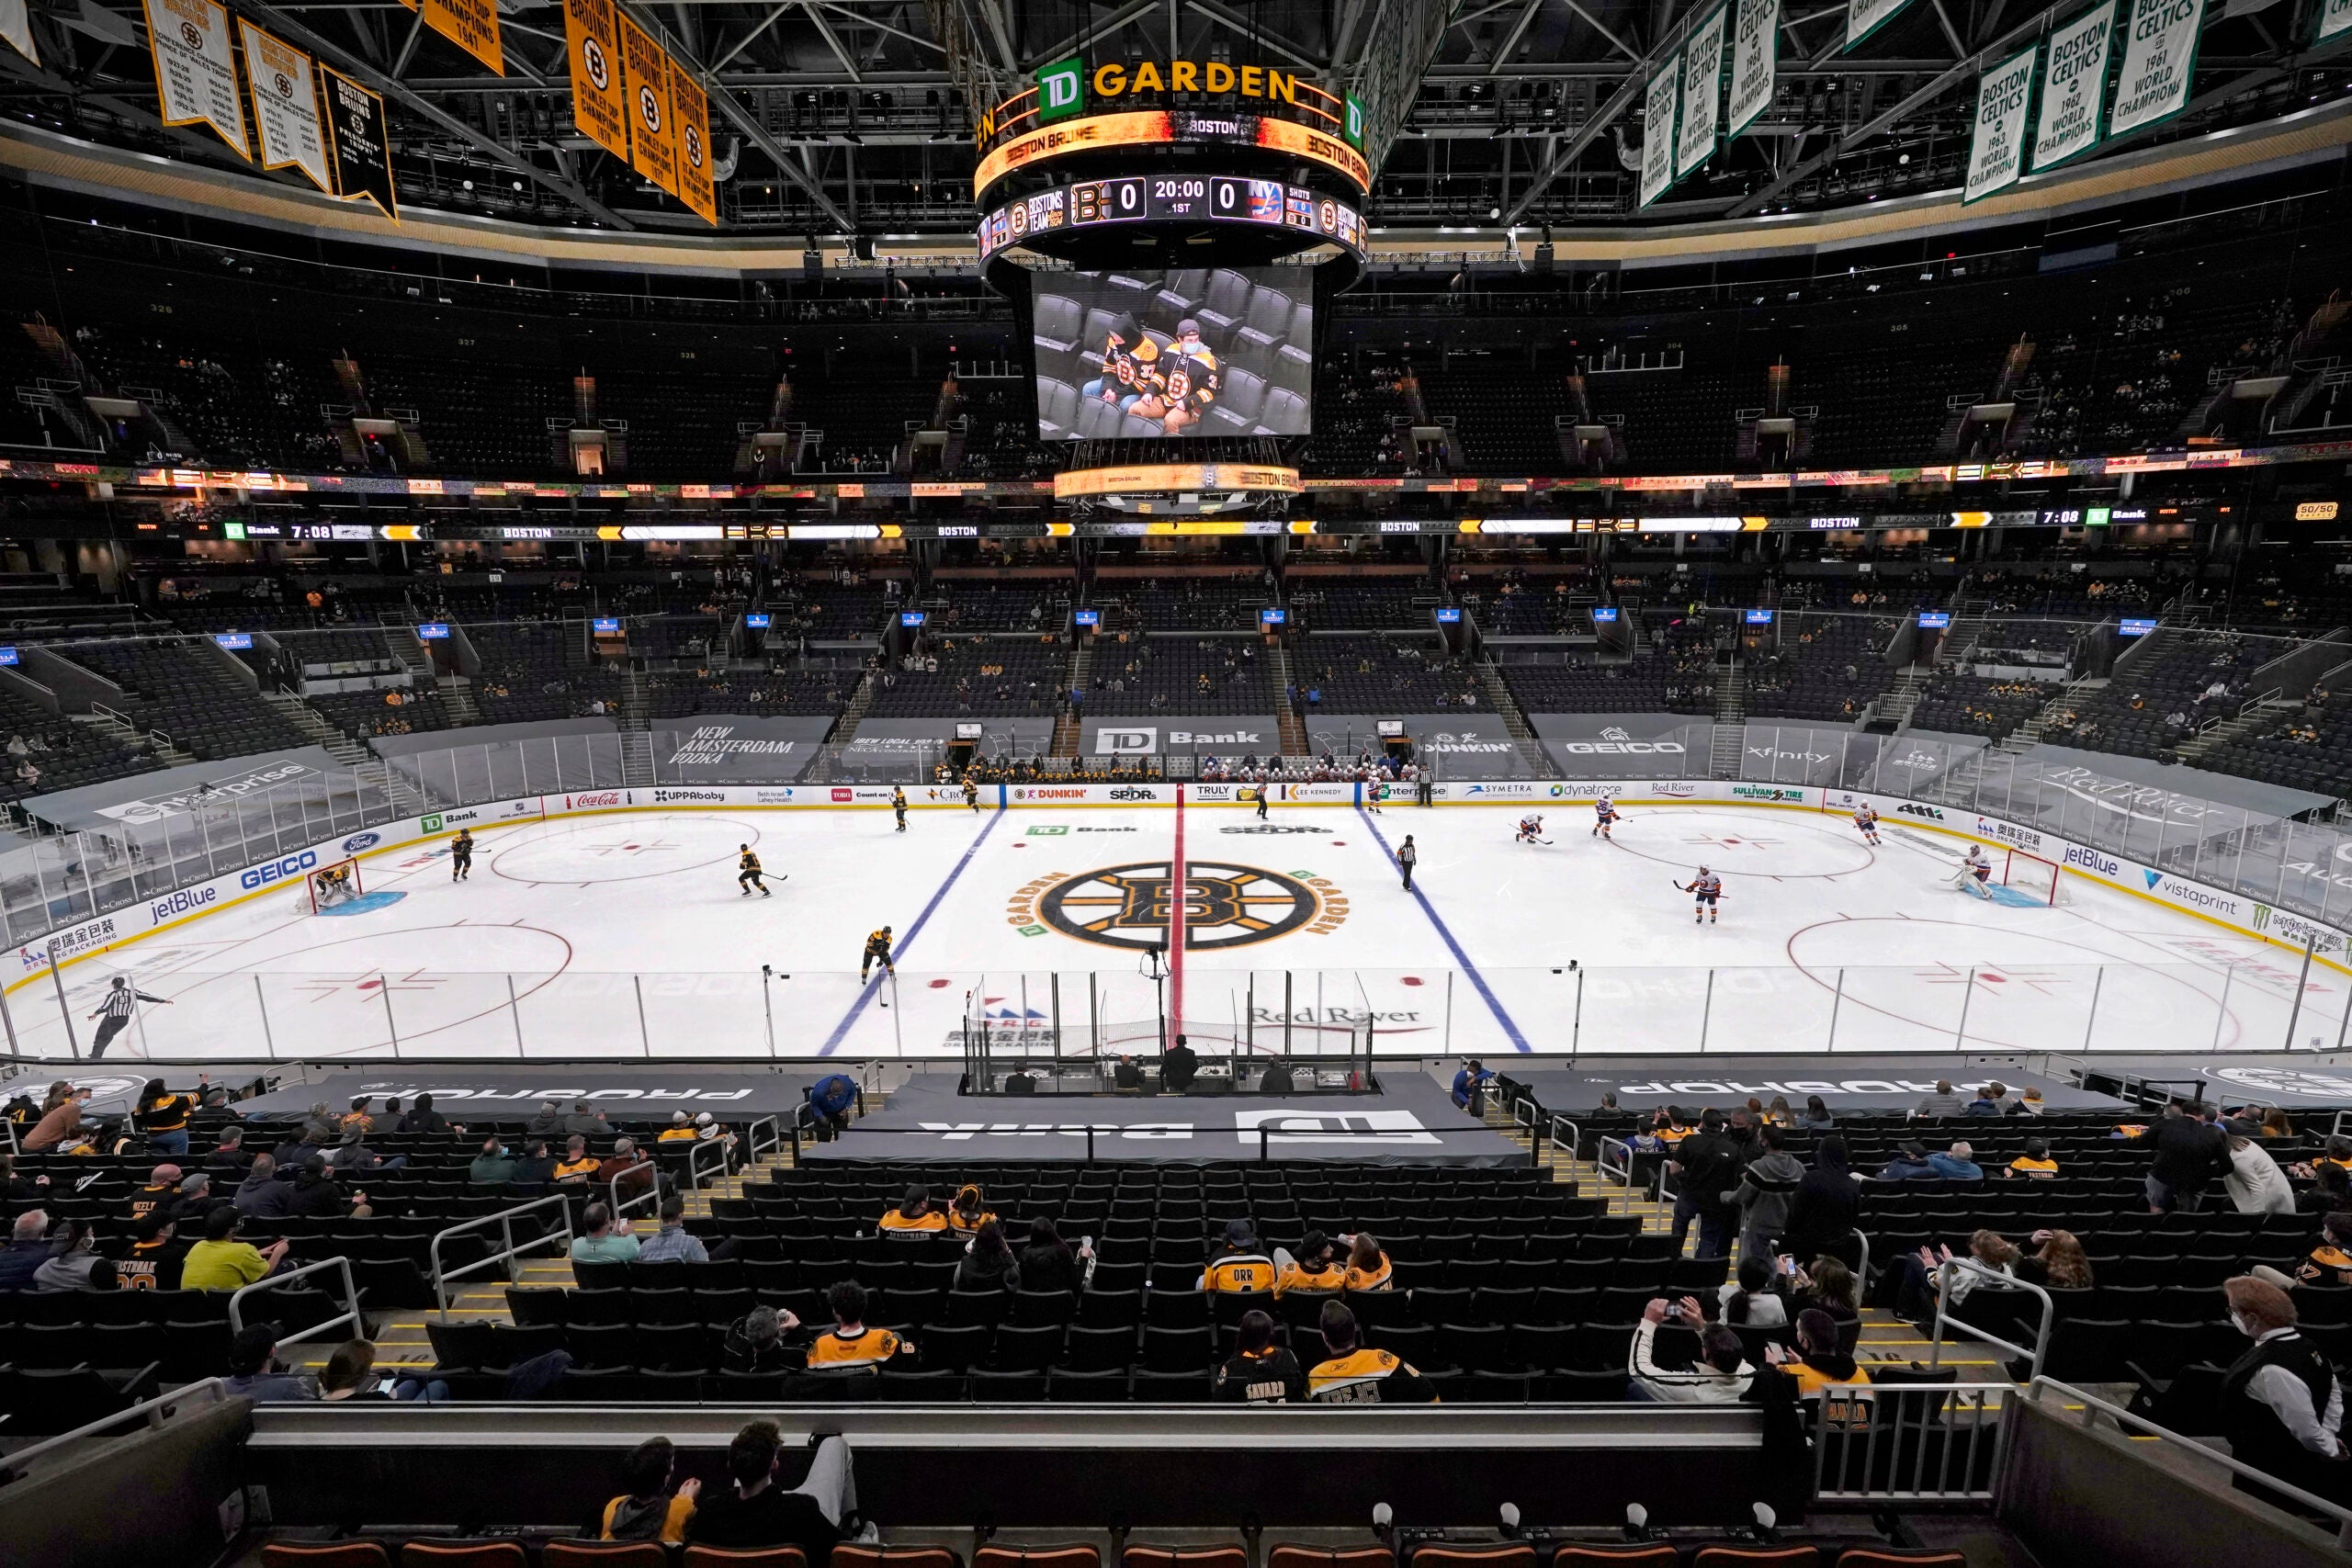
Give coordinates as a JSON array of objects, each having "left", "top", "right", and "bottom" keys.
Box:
[{"left": 9, "top": 958, "right": 2346, "bottom": 1063}]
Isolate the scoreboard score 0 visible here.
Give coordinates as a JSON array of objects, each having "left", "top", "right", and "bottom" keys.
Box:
[{"left": 983, "top": 174, "right": 1366, "bottom": 260}]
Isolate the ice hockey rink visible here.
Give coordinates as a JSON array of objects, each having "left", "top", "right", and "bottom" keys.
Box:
[{"left": 10, "top": 799, "right": 2345, "bottom": 1064}]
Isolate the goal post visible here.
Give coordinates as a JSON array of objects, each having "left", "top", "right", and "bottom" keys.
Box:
[
  {"left": 306, "top": 857, "right": 364, "bottom": 914},
  {"left": 2000, "top": 846, "right": 2067, "bottom": 906}
]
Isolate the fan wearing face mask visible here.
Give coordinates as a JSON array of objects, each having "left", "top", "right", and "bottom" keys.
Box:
[{"left": 2219, "top": 1276, "right": 2352, "bottom": 1515}]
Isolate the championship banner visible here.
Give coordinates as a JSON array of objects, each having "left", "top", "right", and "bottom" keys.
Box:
[
  {"left": 320, "top": 65, "right": 397, "bottom": 219},
  {"left": 239, "top": 20, "right": 333, "bottom": 194},
  {"left": 142, "top": 0, "right": 250, "bottom": 158},
  {"left": 561, "top": 0, "right": 628, "bottom": 162},
  {"left": 2321, "top": 0, "right": 2351, "bottom": 40},
  {"left": 1845, "top": 0, "right": 1912, "bottom": 49},
  {"left": 1638, "top": 58, "right": 1679, "bottom": 208},
  {"left": 2031, "top": 1, "right": 2118, "bottom": 172},
  {"left": 1962, "top": 45, "right": 2037, "bottom": 203},
  {"left": 422, "top": 0, "right": 503, "bottom": 75},
  {"left": 1727, "top": 0, "right": 1780, "bottom": 136},
  {"left": 0, "top": 0, "right": 36, "bottom": 65},
  {"left": 616, "top": 12, "right": 678, "bottom": 195},
  {"left": 671, "top": 68, "right": 718, "bottom": 224},
  {"left": 1675, "top": 6, "right": 1729, "bottom": 177},
  {"left": 2108, "top": 0, "right": 2204, "bottom": 136}
]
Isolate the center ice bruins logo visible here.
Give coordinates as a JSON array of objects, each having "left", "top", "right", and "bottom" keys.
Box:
[{"left": 1018, "top": 861, "right": 1344, "bottom": 951}]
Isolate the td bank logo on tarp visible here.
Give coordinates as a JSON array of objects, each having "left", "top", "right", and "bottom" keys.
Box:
[{"left": 1036, "top": 57, "right": 1085, "bottom": 122}]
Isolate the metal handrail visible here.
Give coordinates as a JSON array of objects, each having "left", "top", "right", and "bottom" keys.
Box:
[
  {"left": 0, "top": 1378, "right": 230, "bottom": 1482},
  {"left": 746, "top": 1114, "right": 784, "bottom": 1165},
  {"left": 1810, "top": 1380, "right": 2012, "bottom": 1506},
  {"left": 607, "top": 1156, "right": 659, "bottom": 1223},
  {"left": 685, "top": 1133, "right": 735, "bottom": 1190},
  {"left": 1929, "top": 1255, "right": 2056, "bottom": 1382},
  {"left": 1596, "top": 1134, "right": 1633, "bottom": 1189},
  {"left": 2029, "top": 1375, "right": 2352, "bottom": 1550},
  {"left": 228, "top": 1254, "right": 363, "bottom": 1352},
  {"left": 428, "top": 1192, "right": 575, "bottom": 1314}
]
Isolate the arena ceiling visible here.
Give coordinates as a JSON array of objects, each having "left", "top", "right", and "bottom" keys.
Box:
[{"left": 0, "top": 0, "right": 2346, "bottom": 237}]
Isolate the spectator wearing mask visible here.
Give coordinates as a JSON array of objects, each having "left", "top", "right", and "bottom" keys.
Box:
[
  {"left": 2223, "top": 1120, "right": 2296, "bottom": 1215},
  {"left": 1201, "top": 1218, "right": 1277, "bottom": 1292},
  {"left": 2134, "top": 1099, "right": 2229, "bottom": 1213},
  {"left": 33, "top": 1220, "right": 116, "bottom": 1292},
  {"left": 602, "top": 1437, "right": 701, "bottom": 1545},
  {"left": 1215, "top": 1308, "right": 1306, "bottom": 1404},
  {"left": 1783, "top": 1137, "right": 1860, "bottom": 1268},
  {"left": 205, "top": 1127, "right": 253, "bottom": 1177},
  {"left": 722, "top": 1304, "right": 802, "bottom": 1375},
  {"left": 637, "top": 1197, "right": 709, "bottom": 1264},
  {"left": 468, "top": 1136, "right": 519, "bottom": 1186},
  {"left": 597, "top": 1137, "right": 655, "bottom": 1206},
  {"left": 946, "top": 1184, "right": 997, "bottom": 1237},
  {"left": 512, "top": 1140, "right": 560, "bottom": 1189},
  {"left": 2220, "top": 1277, "right": 2351, "bottom": 1512},
  {"left": 329, "top": 1126, "right": 404, "bottom": 1175},
  {"left": 115, "top": 1213, "right": 190, "bottom": 1291},
  {"left": 1667, "top": 1110, "right": 1746, "bottom": 1260},
  {"left": 1964, "top": 1083, "right": 2008, "bottom": 1117},
  {"left": 1307, "top": 1300, "right": 1437, "bottom": 1404},
  {"left": 1272, "top": 1231, "right": 1347, "bottom": 1297},
  {"left": 805, "top": 1280, "right": 913, "bottom": 1371},
  {"left": 1728, "top": 1124, "right": 1805, "bottom": 1264},
  {"left": 224, "top": 1323, "right": 318, "bottom": 1403},
  {"left": 554, "top": 1135, "right": 600, "bottom": 1187},
  {"left": 2303, "top": 1163, "right": 2352, "bottom": 1216},
  {"left": 879, "top": 1184, "right": 947, "bottom": 1238},
  {"left": 2253, "top": 1212, "right": 2352, "bottom": 1292},
  {"left": 182, "top": 1205, "right": 290, "bottom": 1291},
  {"left": 1015, "top": 1218, "right": 1088, "bottom": 1296},
  {"left": 288, "top": 1156, "right": 368, "bottom": 1219},
  {"left": 804, "top": 1074, "right": 858, "bottom": 1141},
  {"left": 129, "top": 1163, "right": 186, "bottom": 1226},
  {"left": 23, "top": 1086, "right": 91, "bottom": 1153},
  {"left": 1630, "top": 1295, "right": 1754, "bottom": 1403},
  {"left": 1720, "top": 1256, "right": 1790, "bottom": 1330},
  {"left": 1793, "top": 1257, "right": 1862, "bottom": 1353},
  {"left": 686, "top": 1422, "right": 861, "bottom": 1558},
  {"left": 955, "top": 1218, "right": 1021, "bottom": 1292},
  {"left": 571, "top": 1203, "right": 639, "bottom": 1264}
]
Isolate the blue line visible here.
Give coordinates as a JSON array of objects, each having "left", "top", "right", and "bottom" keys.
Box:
[
  {"left": 1352, "top": 805, "right": 1532, "bottom": 1054},
  {"left": 820, "top": 806, "right": 1006, "bottom": 1055}
]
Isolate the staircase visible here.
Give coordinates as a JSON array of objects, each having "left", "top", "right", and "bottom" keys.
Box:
[
  {"left": 1867, "top": 666, "right": 1934, "bottom": 733},
  {"left": 1053, "top": 643, "right": 1092, "bottom": 758},
  {"left": 265, "top": 691, "right": 369, "bottom": 766},
  {"left": 1475, "top": 659, "right": 1552, "bottom": 777},
  {"left": 619, "top": 731, "right": 654, "bottom": 787},
  {"left": 1708, "top": 663, "right": 1745, "bottom": 778},
  {"left": 2176, "top": 694, "right": 2298, "bottom": 766},
  {"left": 437, "top": 679, "right": 481, "bottom": 728},
  {"left": 1996, "top": 673, "right": 2107, "bottom": 755},
  {"left": 1264, "top": 641, "right": 1308, "bottom": 755},
  {"left": 618, "top": 666, "right": 649, "bottom": 732},
  {"left": 76, "top": 708, "right": 194, "bottom": 766}
]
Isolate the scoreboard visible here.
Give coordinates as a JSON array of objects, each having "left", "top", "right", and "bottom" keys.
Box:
[{"left": 979, "top": 174, "right": 1366, "bottom": 261}]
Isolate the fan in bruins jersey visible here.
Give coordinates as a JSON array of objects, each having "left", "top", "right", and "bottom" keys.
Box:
[
  {"left": 1131, "top": 319, "right": 1220, "bottom": 432},
  {"left": 1080, "top": 316, "right": 1160, "bottom": 411}
]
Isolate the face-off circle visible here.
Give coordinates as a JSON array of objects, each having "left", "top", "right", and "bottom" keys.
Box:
[{"left": 1037, "top": 860, "right": 1325, "bottom": 951}]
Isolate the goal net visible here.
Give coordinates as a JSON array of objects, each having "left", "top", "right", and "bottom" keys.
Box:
[
  {"left": 2000, "top": 847, "right": 2068, "bottom": 906},
  {"left": 306, "top": 858, "right": 364, "bottom": 914}
]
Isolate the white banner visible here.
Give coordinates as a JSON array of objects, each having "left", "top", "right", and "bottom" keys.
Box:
[
  {"left": 1963, "top": 45, "right": 2038, "bottom": 203},
  {"left": 2321, "top": 0, "right": 2352, "bottom": 41},
  {"left": 1846, "top": 0, "right": 1912, "bottom": 49},
  {"left": 2031, "top": 2, "right": 2119, "bottom": 172},
  {"left": 142, "top": 0, "right": 249, "bottom": 157},
  {"left": 0, "top": 0, "right": 36, "bottom": 65},
  {"left": 1677, "top": 6, "right": 1730, "bottom": 176},
  {"left": 1640, "top": 58, "right": 1680, "bottom": 208},
  {"left": 1727, "top": 0, "right": 1780, "bottom": 135},
  {"left": 239, "top": 20, "right": 333, "bottom": 194},
  {"left": 2108, "top": 0, "right": 2204, "bottom": 136}
]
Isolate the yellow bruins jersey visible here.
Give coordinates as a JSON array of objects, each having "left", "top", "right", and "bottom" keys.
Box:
[
  {"left": 865, "top": 930, "right": 893, "bottom": 957},
  {"left": 879, "top": 1207, "right": 948, "bottom": 1235},
  {"left": 806, "top": 1326, "right": 903, "bottom": 1370},
  {"left": 1784, "top": 1359, "right": 1872, "bottom": 1398},
  {"left": 1307, "top": 1348, "right": 1434, "bottom": 1404},
  {"left": 948, "top": 1208, "right": 999, "bottom": 1236},
  {"left": 1342, "top": 1255, "right": 1393, "bottom": 1292},
  {"left": 2300, "top": 1245, "right": 2352, "bottom": 1287},
  {"left": 2007, "top": 1156, "right": 2057, "bottom": 1178},
  {"left": 1273, "top": 1261, "right": 1346, "bottom": 1297},
  {"left": 1201, "top": 1251, "right": 1276, "bottom": 1293}
]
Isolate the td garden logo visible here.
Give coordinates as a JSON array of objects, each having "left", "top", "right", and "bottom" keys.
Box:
[{"left": 1006, "top": 861, "right": 1347, "bottom": 950}]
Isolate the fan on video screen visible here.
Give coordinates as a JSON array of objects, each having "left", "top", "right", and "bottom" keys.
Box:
[{"left": 1032, "top": 266, "right": 1314, "bottom": 439}]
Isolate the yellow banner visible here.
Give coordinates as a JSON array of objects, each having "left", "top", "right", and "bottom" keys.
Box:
[
  {"left": 560, "top": 0, "right": 628, "bottom": 164},
  {"left": 671, "top": 68, "right": 717, "bottom": 224},
  {"left": 616, "top": 13, "right": 677, "bottom": 195},
  {"left": 423, "top": 0, "right": 502, "bottom": 75},
  {"left": 1053, "top": 463, "right": 1301, "bottom": 500}
]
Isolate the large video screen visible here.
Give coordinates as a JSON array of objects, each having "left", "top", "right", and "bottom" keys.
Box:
[{"left": 1033, "top": 266, "right": 1314, "bottom": 440}]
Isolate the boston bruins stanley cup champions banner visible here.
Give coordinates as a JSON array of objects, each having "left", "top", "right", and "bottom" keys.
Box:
[{"left": 562, "top": 0, "right": 629, "bottom": 163}]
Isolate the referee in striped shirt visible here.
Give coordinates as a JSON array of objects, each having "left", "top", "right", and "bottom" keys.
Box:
[{"left": 89, "top": 975, "right": 172, "bottom": 1060}]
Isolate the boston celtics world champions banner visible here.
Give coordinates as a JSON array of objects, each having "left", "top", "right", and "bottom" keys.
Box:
[
  {"left": 2109, "top": 0, "right": 2204, "bottom": 137},
  {"left": 2031, "top": 2, "right": 2118, "bottom": 172},
  {"left": 1962, "top": 44, "right": 2037, "bottom": 203}
]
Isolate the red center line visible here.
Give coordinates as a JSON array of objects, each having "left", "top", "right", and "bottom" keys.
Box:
[{"left": 1169, "top": 784, "right": 1186, "bottom": 1047}]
